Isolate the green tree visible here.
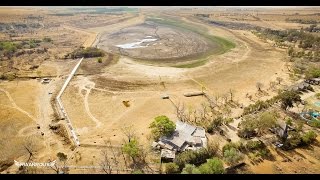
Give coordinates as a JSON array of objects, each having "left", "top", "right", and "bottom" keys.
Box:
[
  {"left": 165, "top": 163, "right": 179, "bottom": 174},
  {"left": 256, "top": 111, "right": 277, "bottom": 135},
  {"left": 223, "top": 148, "right": 243, "bottom": 166},
  {"left": 149, "top": 115, "right": 176, "bottom": 140},
  {"left": 198, "top": 158, "right": 224, "bottom": 174},
  {"left": 122, "top": 139, "right": 140, "bottom": 162},
  {"left": 278, "top": 91, "right": 301, "bottom": 110}
]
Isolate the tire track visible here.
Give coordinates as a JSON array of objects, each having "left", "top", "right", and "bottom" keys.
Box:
[{"left": 0, "top": 88, "right": 37, "bottom": 122}]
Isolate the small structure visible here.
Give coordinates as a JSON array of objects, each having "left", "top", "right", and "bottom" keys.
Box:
[
  {"left": 271, "top": 121, "right": 295, "bottom": 141},
  {"left": 41, "top": 78, "right": 51, "bottom": 84},
  {"left": 305, "top": 78, "right": 320, "bottom": 85},
  {"left": 160, "top": 149, "right": 175, "bottom": 162},
  {"left": 155, "top": 120, "right": 207, "bottom": 154},
  {"left": 183, "top": 91, "right": 205, "bottom": 97},
  {"left": 286, "top": 82, "right": 311, "bottom": 92},
  {"left": 161, "top": 94, "right": 169, "bottom": 99},
  {"left": 275, "top": 122, "right": 289, "bottom": 140}
]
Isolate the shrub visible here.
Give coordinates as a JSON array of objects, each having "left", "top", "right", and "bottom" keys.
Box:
[
  {"left": 43, "top": 37, "right": 52, "bottom": 42},
  {"left": 222, "top": 142, "right": 240, "bottom": 152},
  {"left": 70, "top": 47, "right": 105, "bottom": 58},
  {"left": 97, "top": 57, "right": 102, "bottom": 63},
  {"left": 132, "top": 170, "right": 144, "bottom": 174},
  {"left": 301, "top": 131, "right": 317, "bottom": 145},
  {"left": 223, "top": 147, "right": 243, "bottom": 166},
  {"left": 306, "top": 67, "right": 320, "bottom": 78},
  {"left": 245, "top": 140, "right": 263, "bottom": 151},
  {"left": 0, "top": 73, "right": 16, "bottom": 81},
  {"left": 310, "top": 120, "right": 320, "bottom": 128},
  {"left": 174, "top": 148, "right": 211, "bottom": 169},
  {"left": 197, "top": 158, "right": 224, "bottom": 174},
  {"left": 165, "top": 163, "right": 179, "bottom": 174},
  {"left": 181, "top": 164, "right": 200, "bottom": 174}
]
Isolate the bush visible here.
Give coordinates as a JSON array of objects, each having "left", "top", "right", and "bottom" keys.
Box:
[
  {"left": 197, "top": 158, "right": 224, "bottom": 174},
  {"left": 210, "top": 116, "right": 224, "bottom": 129},
  {"left": 0, "top": 73, "right": 16, "bottom": 81},
  {"left": 310, "top": 120, "right": 320, "bottom": 128},
  {"left": 301, "top": 131, "right": 317, "bottom": 145},
  {"left": 257, "top": 148, "right": 271, "bottom": 158},
  {"left": 306, "top": 67, "right": 320, "bottom": 79},
  {"left": 181, "top": 164, "right": 200, "bottom": 174},
  {"left": 222, "top": 142, "right": 240, "bottom": 152},
  {"left": 43, "top": 37, "right": 52, "bottom": 42},
  {"left": 97, "top": 57, "right": 102, "bottom": 63},
  {"left": 223, "top": 147, "right": 243, "bottom": 166},
  {"left": 165, "top": 163, "right": 179, "bottom": 174},
  {"left": 70, "top": 47, "right": 105, "bottom": 59},
  {"left": 174, "top": 148, "right": 211, "bottom": 169},
  {"left": 245, "top": 140, "right": 263, "bottom": 151},
  {"left": 132, "top": 170, "right": 144, "bottom": 174},
  {"left": 206, "top": 126, "right": 213, "bottom": 133}
]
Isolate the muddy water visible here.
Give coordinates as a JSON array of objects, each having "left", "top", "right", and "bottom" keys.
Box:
[{"left": 115, "top": 37, "right": 157, "bottom": 49}]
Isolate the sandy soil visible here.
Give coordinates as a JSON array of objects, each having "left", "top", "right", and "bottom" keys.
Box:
[{"left": 1, "top": 7, "right": 320, "bottom": 174}]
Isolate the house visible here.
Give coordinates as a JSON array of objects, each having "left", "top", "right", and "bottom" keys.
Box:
[{"left": 154, "top": 120, "right": 207, "bottom": 153}]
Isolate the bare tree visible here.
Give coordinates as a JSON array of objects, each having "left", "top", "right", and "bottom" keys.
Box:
[
  {"left": 121, "top": 125, "right": 137, "bottom": 143},
  {"left": 175, "top": 102, "right": 187, "bottom": 122},
  {"left": 222, "top": 93, "right": 229, "bottom": 104},
  {"left": 229, "top": 89, "right": 235, "bottom": 102},
  {"left": 214, "top": 94, "right": 221, "bottom": 106},
  {"left": 269, "top": 81, "right": 277, "bottom": 90},
  {"left": 276, "top": 77, "right": 283, "bottom": 85},
  {"left": 22, "top": 136, "right": 39, "bottom": 163},
  {"left": 256, "top": 82, "right": 263, "bottom": 92},
  {"left": 100, "top": 150, "right": 112, "bottom": 174}
]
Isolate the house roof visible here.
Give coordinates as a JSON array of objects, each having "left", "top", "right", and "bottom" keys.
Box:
[
  {"left": 192, "top": 127, "right": 206, "bottom": 138},
  {"left": 159, "top": 121, "right": 207, "bottom": 151},
  {"left": 161, "top": 149, "right": 175, "bottom": 159},
  {"left": 311, "top": 78, "right": 320, "bottom": 81},
  {"left": 176, "top": 120, "right": 197, "bottom": 136}
]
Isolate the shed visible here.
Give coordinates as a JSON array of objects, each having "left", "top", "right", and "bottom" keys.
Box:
[
  {"left": 183, "top": 91, "right": 205, "bottom": 97},
  {"left": 161, "top": 149, "right": 175, "bottom": 160}
]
